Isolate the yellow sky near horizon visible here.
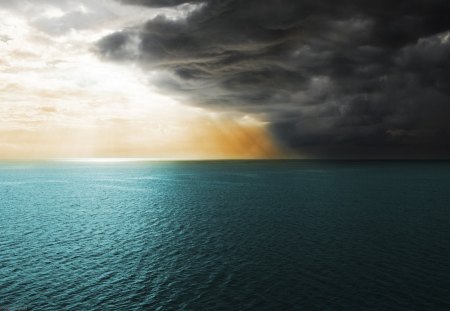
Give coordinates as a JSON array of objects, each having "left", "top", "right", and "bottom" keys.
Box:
[{"left": 0, "top": 3, "right": 283, "bottom": 159}]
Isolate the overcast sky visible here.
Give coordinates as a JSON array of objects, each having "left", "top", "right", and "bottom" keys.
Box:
[
  {"left": 0, "top": 0, "right": 278, "bottom": 159},
  {"left": 2, "top": 0, "right": 450, "bottom": 158}
]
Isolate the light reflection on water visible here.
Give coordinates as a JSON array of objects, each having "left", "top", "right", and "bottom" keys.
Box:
[{"left": 1, "top": 161, "right": 450, "bottom": 310}]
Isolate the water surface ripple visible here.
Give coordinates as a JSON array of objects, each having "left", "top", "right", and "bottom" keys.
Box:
[{"left": 1, "top": 161, "right": 450, "bottom": 310}]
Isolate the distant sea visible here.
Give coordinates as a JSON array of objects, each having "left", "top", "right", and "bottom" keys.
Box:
[{"left": 1, "top": 160, "right": 450, "bottom": 310}]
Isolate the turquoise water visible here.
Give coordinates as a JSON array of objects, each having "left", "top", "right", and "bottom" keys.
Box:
[{"left": 1, "top": 161, "right": 450, "bottom": 310}]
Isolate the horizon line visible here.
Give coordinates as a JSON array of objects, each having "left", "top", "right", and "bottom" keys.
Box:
[{"left": 1, "top": 157, "right": 450, "bottom": 163}]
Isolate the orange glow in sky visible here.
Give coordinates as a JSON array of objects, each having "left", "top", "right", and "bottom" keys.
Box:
[{"left": 0, "top": 5, "right": 282, "bottom": 160}]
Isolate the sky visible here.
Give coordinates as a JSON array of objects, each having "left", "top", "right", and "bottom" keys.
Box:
[{"left": 1, "top": 0, "right": 450, "bottom": 159}]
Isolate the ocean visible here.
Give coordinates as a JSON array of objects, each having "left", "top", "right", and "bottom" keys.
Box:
[{"left": 1, "top": 160, "right": 450, "bottom": 310}]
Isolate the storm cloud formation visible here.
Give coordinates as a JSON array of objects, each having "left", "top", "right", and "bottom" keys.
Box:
[{"left": 98, "top": 0, "right": 450, "bottom": 158}]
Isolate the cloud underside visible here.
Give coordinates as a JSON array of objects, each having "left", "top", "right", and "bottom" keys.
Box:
[{"left": 98, "top": 0, "right": 450, "bottom": 158}]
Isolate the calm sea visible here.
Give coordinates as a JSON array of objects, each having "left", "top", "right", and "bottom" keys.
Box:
[{"left": 1, "top": 160, "right": 450, "bottom": 310}]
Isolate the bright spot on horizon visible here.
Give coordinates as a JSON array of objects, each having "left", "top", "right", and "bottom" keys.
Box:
[{"left": 59, "top": 158, "right": 161, "bottom": 163}]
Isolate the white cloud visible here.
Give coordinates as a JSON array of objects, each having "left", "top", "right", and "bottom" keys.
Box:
[{"left": 0, "top": 1, "right": 279, "bottom": 159}]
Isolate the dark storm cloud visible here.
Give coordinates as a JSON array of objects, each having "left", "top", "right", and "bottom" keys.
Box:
[{"left": 98, "top": 0, "right": 450, "bottom": 158}]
